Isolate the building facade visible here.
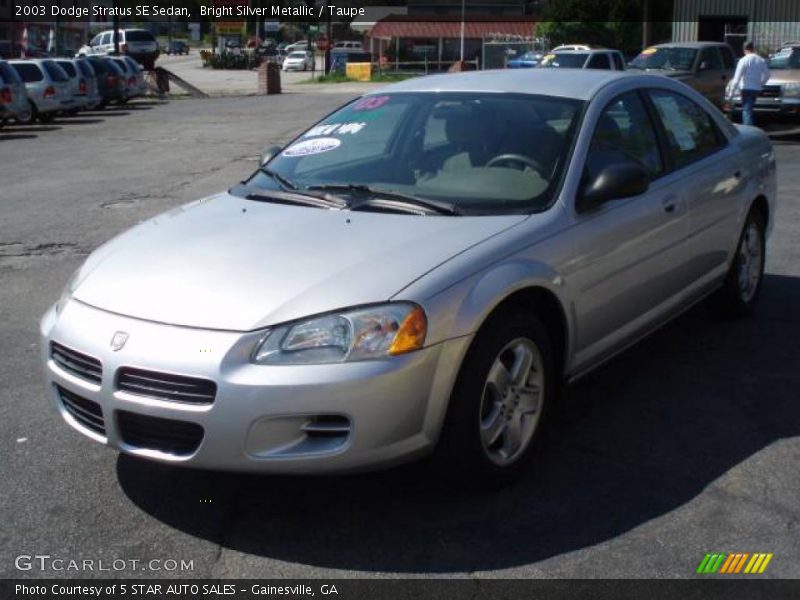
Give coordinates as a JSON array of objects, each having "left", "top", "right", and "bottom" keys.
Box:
[{"left": 673, "top": 0, "right": 800, "bottom": 55}]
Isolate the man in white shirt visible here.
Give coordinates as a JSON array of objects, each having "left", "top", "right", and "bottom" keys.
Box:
[{"left": 731, "top": 41, "right": 771, "bottom": 126}]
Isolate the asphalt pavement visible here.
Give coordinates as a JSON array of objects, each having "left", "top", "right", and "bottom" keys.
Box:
[{"left": 1, "top": 96, "right": 799, "bottom": 579}]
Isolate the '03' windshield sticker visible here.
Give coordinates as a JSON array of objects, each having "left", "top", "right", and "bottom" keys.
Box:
[
  {"left": 283, "top": 137, "right": 341, "bottom": 157},
  {"left": 303, "top": 122, "right": 366, "bottom": 137},
  {"left": 353, "top": 96, "right": 390, "bottom": 111}
]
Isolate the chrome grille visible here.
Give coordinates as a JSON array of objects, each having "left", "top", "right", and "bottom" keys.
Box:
[
  {"left": 57, "top": 385, "right": 105, "bottom": 436},
  {"left": 117, "top": 411, "right": 203, "bottom": 455},
  {"left": 116, "top": 368, "right": 216, "bottom": 405},
  {"left": 760, "top": 85, "right": 781, "bottom": 98},
  {"left": 51, "top": 342, "right": 102, "bottom": 384}
]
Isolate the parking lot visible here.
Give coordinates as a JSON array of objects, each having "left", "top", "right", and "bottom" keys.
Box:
[{"left": 1, "top": 94, "right": 799, "bottom": 579}]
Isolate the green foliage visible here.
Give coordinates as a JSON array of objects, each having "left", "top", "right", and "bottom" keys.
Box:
[{"left": 538, "top": 0, "right": 674, "bottom": 57}]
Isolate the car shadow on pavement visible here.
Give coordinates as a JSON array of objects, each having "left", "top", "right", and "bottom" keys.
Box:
[
  {"left": 56, "top": 118, "right": 105, "bottom": 125},
  {"left": 117, "top": 273, "right": 800, "bottom": 572},
  {"left": 1, "top": 125, "right": 61, "bottom": 133},
  {"left": 0, "top": 133, "right": 38, "bottom": 141},
  {"left": 84, "top": 110, "right": 130, "bottom": 117}
]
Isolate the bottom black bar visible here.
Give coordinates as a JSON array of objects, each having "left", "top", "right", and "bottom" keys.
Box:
[{"left": 3, "top": 579, "right": 799, "bottom": 600}]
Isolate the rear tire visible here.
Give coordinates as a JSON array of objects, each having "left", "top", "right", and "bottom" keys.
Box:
[
  {"left": 17, "top": 101, "right": 36, "bottom": 125},
  {"left": 713, "top": 208, "right": 766, "bottom": 317},
  {"left": 37, "top": 111, "right": 54, "bottom": 123},
  {"left": 432, "top": 310, "right": 555, "bottom": 488}
]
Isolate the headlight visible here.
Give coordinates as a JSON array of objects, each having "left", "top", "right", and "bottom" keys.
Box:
[
  {"left": 782, "top": 82, "right": 800, "bottom": 97},
  {"left": 252, "top": 303, "right": 427, "bottom": 365},
  {"left": 55, "top": 267, "right": 82, "bottom": 315}
]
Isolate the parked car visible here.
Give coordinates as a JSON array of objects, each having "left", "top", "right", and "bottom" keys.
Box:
[
  {"left": 333, "top": 41, "right": 363, "bottom": 50},
  {"left": 507, "top": 50, "right": 545, "bottom": 68},
  {"left": 538, "top": 49, "right": 626, "bottom": 71},
  {"left": 165, "top": 40, "right": 190, "bottom": 56},
  {"left": 109, "top": 55, "right": 146, "bottom": 101},
  {"left": 73, "top": 57, "right": 103, "bottom": 110},
  {"left": 41, "top": 70, "right": 775, "bottom": 485},
  {"left": 53, "top": 58, "right": 93, "bottom": 112},
  {"left": 552, "top": 44, "right": 592, "bottom": 52},
  {"left": 86, "top": 56, "right": 127, "bottom": 108},
  {"left": 725, "top": 44, "right": 800, "bottom": 121},
  {"left": 282, "top": 51, "right": 314, "bottom": 71},
  {"left": 284, "top": 41, "right": 310, "bottom": 53},
  {"left": 77, "top": 29, "right": 159, "bottom": 70},
  {"left": 629, "top": 42, "right": 736, "bottom": 107},
  {"left": 0, "top": 59, "right": 32, "bottom": 126},
  {"left": 9, "top": 59, "right": 73, "bottom": 123}
]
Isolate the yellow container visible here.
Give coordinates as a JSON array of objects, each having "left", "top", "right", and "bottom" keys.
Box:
[{"left": 346, "top": 62, "right": 372, "bottom": 82}]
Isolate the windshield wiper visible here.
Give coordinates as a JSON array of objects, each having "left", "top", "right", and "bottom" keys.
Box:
[
  {"left": 259, "top": 167, "right": 299, "bottom": 190},
  {"left": 244, "top": 189, "right": 348, "bottom": 210},
  {"left": 306, "top": 184, "right": 462, "bottom": 216}
]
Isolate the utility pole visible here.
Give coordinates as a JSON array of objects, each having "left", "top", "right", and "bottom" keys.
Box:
[
  {"left": 642, "top": 0, "right": 653, "bottom": 50},
  {"left": 459, "top": 0, "right": 465, "bottom": 62},
  {"left": 113, "top": 0, "right": 120, "bottom": 55}
]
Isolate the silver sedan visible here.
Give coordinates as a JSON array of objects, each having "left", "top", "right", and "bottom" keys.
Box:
[{"left": 41, "top": 69, "right": 776, "bottom": 486}]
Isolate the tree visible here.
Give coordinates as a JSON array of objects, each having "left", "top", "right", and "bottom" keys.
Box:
[{"left": 537, "top": 0, "right": 673, "bottom": 57}]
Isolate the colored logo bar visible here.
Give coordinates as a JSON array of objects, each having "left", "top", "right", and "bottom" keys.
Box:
[{"left": 696, "top": 553, "right": 773, "bottom": 574}]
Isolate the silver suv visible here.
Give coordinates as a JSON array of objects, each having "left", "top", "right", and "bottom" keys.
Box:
[
  {"left": 9, "top": 59, "right": 74, "bottom": 123},
  {"left": 0, "top": 59, "right": 31, "bottom": 125},
  {"left": 77, "top": 29, "right": 159, "bottom": 70}
]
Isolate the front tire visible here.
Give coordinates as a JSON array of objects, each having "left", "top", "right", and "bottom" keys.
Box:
[
  {"left": 433, "top": 311, "right": 554, "bottom": 488},
  {"left": 714, "top": 208, "right": 766, "bottom": 317}
]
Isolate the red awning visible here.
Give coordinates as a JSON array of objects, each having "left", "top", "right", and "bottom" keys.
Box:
[{"left": 370, "top": 16, "right": 537, "bottom": 40}]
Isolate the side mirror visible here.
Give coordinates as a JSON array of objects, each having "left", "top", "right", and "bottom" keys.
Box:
[
  {"left": 577, "top": 162, "right": 650, "bottom": 212},
  {"left": 260, "top": 144, "right": 282, "bottom": 166}
]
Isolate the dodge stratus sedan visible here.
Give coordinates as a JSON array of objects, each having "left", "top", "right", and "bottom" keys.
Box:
[{"left": 41, "top": 70, "right": 776, "bottom": 485}]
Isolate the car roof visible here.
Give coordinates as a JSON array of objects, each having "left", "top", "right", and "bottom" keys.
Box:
[
  {"left": 374, "top": 69, "right": 646, "bottom": 100},
  {"left": 552, "top": 49, "right": 614, "bottom": 54},
  {"left": 652, "top": 41, "right": 730, "bottom": 49}
]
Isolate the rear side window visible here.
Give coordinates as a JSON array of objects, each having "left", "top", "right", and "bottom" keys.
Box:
[
  {"left": 699, "top": 47, "right": 724, "bottom": 70},
  {"left": 719, "top": 46, "right": 736, "bottom": 69},
  {"left": 100, "top": 33, "right": 112, "bottom": 45},
  {"left": 43, "top": 61, "right": 69, "bottom": 82},
  {"left": 56, "top": 61, "right": 76, "bottom": 77},
  {"left": 0, "top": 61, "right": 22, "bottom": 84},
  {"left": 76, "top": 60, "right": 95, "bottom": 77},
  {"left": 587, "top": 53, "right": 611, "bottom": 70},
  {"left": 649, "top": 89, "right": 725, "bottom": 168},
  {"left": 126, "top": 31, "right": 156, "bottom": 42},
  {"left": 612, "top": 53, "right": 625, "bottom": 70},
  {"left": 12, "top": 63, "right": 44, "bottom": 82}
]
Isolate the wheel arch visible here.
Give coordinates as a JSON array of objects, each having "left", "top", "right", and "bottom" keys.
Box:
[{"left": 749, "top": 194, "right": 769, "bottom": 228}]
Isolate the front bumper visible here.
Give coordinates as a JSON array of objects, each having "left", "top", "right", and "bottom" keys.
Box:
[
  {"left": 725, "top": 96, "right": 800, "bottom": 114},
  {"left": 41, "top": 300, "right": 469, "bottom": 473}
]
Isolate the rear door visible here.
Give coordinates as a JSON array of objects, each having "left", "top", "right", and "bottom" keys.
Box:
[
  {"left": 568, "top": 90, "right": 690, "bottom": 368},
  {"left": 647, "top": 88, "right": 742, "bottom": 284}
]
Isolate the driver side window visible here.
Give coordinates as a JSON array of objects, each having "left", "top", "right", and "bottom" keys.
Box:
[{"left": 587, "top": 91, "right": 663, "bottom": 179}]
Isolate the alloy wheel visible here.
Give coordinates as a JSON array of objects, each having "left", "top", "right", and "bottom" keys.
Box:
[{"left": 737, "top": 221, "right": 763, "bottom": 303}]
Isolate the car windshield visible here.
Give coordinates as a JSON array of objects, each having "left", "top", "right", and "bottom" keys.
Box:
[
  {"left": 539, "top": 53, "right": 588, "bottom": 68},
  {"left": 769, "top": 48, "right": 800, "bottom": 69},
  {"left": 244, "top": 92, "right": 584, "bottom": 215},
  {"left": 630, "top": 47, "right": 697, "bottom": 70}
]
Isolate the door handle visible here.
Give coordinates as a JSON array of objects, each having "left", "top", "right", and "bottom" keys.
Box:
[{"left": 661, "top": 195, "right": 679, "bottom": 214}]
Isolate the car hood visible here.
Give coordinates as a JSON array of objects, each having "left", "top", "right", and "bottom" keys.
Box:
[
  {"left": 767, "top": 70, "right": 800, "bottom": 84},
  {"left": 635, "top": 68, "right": 695, "bottom": 79},
  {"left": 73, "top": 192, "right": 526, "bottom": 331}
]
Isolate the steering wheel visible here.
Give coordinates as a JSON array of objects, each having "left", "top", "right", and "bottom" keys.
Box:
[{"left": 486, "top": 153, "right": 546, "bottom": 173}]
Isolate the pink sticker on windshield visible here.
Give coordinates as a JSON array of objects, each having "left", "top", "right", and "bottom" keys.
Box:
[{"left": 352, "top": 95, "right": 390, "bottom": 111}]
